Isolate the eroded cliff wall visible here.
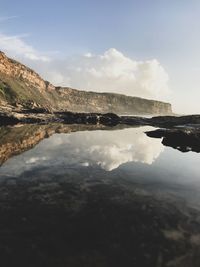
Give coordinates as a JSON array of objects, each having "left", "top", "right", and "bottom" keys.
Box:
[{"left": 56, "top": 87, "right": 172, "bottom": 115}]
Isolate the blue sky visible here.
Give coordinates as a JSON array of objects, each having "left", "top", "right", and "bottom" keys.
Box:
[{"left": 1, "top": 0, "right": 200, "bottom": 113}]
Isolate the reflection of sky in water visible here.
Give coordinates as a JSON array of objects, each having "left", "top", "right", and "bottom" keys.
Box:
[
  {"left": 1, "top": 127, "right": 200, "bottom": 266},
  {"left": 0, "top": 126, "right": 164, "bottom": 175},
  {"left": 0, "top": 126, "right": 200, "bottom": 190}
]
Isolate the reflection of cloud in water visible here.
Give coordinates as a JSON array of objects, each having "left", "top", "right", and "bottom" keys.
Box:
[
  {"left": 26, "top": 157, "right": 47, "bottom": 164},
  {"left": 54, "top": 126, "right": 164, "bottom": 171},
  {"left": 0, "top": 127, "right": 164, "bottom": 175}
]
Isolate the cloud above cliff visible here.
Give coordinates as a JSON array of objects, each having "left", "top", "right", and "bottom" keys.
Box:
[
  {"left": 0, "top": 33, "right": 50, "bottom": 62},
  {"left": 0, "top": 31, "right": 170, "bottom": 99},
  {"left": 39, "top": 48, "right": 170, "bottom": 100}
]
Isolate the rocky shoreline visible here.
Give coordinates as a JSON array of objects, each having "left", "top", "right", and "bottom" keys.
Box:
[
  {"left": 1, "top": 108, "right": 200, "bottom": 128},
  {"left": 1, "top": 108, "right": 200, "bottom": 156}
]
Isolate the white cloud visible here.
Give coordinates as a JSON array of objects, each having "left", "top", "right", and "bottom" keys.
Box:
[
  {"left": 84, "top": 52, "right": 93, "bottom": 58},
  {"left": 72, "top": 127, "right": 164, "bottom": 171},
  {"left": 26, "top": 156, "right": 47, "bottom": 164},
  {"left": 0, "top": 33, "right": 50, "bottom": 62},
  {"left": 37, "top": 48, "right": 170, "bottom": 100},
  {"left": 0, "top": 35, "right": 170, "bottom": 99}
]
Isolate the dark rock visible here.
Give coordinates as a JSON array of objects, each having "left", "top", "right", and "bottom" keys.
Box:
[
  {"left": 146, "top": 128, "right": 200, "bottom": 153},
  {"left": 54, "top": 112, "right": 120, "bottom": 126},
  {"left": 120, "top": 116, "right": 148, "bottom": 126},
  {"left": 145, "top": 129, "right": 168, "bottom": 138},
  {"left": 147, "top": 115, "right": 200, "bottom": 127},
  {"left": 22, "top": 107, "right": 50, "bottom": 114},
  {"left": 0, "top": 112, "right": 19, "bottom": 125},
  {"left": 99, "top": 113, "right": 120, "bottom": 126}
]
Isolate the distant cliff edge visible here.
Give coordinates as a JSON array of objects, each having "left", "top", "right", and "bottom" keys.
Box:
[{"left": 0, "top": 51, "right": 172, "bottom": 115}]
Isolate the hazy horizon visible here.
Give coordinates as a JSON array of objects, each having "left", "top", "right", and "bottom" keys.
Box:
[{"left": 1, "top": 0, "right": 200, "bottom": 114}]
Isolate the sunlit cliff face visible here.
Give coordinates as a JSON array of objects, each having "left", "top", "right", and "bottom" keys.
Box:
[{"left": 0, "top": 127, "right": 164, "bottom": 176}]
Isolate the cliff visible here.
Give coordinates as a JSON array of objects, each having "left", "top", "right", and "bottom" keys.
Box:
[
  {"left": 56, "top": 87, "right": 172, "bottom": 114},
  {"left": 0, "top": 51, "right": 172, "bottom": 115}
]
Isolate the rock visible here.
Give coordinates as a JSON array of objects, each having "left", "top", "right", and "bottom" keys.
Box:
[
  {"left": 147, "top": 115, "right": 200, "bottom": 127},
  {"left": 120, "top": 116, "right": 149, "bottom": 126},
  {"left": 0, "top": 112, "right": 20, "bottom": 125},
  {"left": 146, "top": 128, "right": 200, "bottom": 152},
  {"left": 99, "top": 113, "right": 120, "bottom": 126},
  {"left": 55, "top": 112, "right": 120, "bottom": 126}
]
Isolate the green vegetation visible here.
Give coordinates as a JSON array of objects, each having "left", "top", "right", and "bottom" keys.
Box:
[
  {"left": 0, "top": 73, "right": 51, "bottom": 108},
  {"left": 0, "top": 80, "right": 17, "bottom": 102}
]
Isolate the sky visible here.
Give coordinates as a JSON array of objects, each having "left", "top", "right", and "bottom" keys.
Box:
[{"left": 0, "top": 0, "right": 200, "bottom": 114}]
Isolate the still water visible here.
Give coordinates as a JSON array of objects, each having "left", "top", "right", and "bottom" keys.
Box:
[{"left": 0, "top": 125, "right": 200, "bottom": 267}]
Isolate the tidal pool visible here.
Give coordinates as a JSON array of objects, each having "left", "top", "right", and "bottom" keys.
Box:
[{"left": 0, "top": 125, "right": 200, "bottom": 267}]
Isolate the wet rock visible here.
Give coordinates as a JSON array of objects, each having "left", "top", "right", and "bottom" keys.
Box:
[
  {"left": 146, "top": 128, "right": 200, "bottom": 152},
  {"left": 53, "top": 112, "right": 120, "bottom": 126},
  {"left": 99, "top": 113, "right": 120, "bottom": 126},
  {"left": 120, "top": 116, "right": 148, "bottom": 126},
  {"left": 147, "top": 115, "right": 200, "bottom": 127},
  {"left": 0, "top": 112, "right": 20, "bottom": 125}
]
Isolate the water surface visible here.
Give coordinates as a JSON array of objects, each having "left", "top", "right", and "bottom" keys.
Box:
[{"left": 0, "top": 125, "right": 200, "bottom": 267}]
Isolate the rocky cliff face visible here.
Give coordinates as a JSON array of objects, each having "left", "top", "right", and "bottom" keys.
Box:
[
  {"left": 0, "top": 52, "right": 54, "bottom": 92},
  {"left": 56, "top": 87, "right": 172, "bottom": 114},
  {"left": 0, "top": 51, "right": 172, "bottom": 115}
]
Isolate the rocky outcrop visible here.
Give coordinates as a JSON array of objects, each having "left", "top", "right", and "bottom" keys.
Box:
[
  {"left": 0, "top": 110, "right": 122, "bottom": 126},
  {"left": 0, "top": 51, "right": 172, "bottom": 115},
  {"left": 1, "top": 113, "right": 200, "bottom": 166},
  {"left": 146, "top": 128, "right": 200, "bottom": 153},
  {"left": 1, "top": 108, "right": 200, "bottom": 129}
]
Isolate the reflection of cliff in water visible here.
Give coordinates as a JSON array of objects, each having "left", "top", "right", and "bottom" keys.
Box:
[
  {"left": 0, "top": 126, "right": 164, "bottom": 175},
  {"left": 0, "top": 125, "right": 200, "bottom": 266},
  {"left": 0, "top": 124, "right": 113, "bottom": 166}
]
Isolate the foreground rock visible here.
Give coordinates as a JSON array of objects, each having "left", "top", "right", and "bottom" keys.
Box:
[
  {"left": 146, "top": 128, "right": 200, "bottom": 152},
  {"left": 1, "top": 109, "right": 200, "bottom": 128},
  {"left": 123, "top": 114, "right": 200, "bottom": 153},
  {"left": 146, "top": 115, "right": 200, "bottom": 127}
]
